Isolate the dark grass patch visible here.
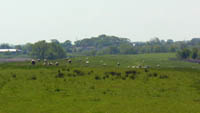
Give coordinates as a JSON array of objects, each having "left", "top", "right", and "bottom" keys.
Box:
[
  {"left": 56, "top": 70, "right": 64, "bottom": 78},
  {"left": 193, "top": 99, "right": 200, "bottom": 103},
  {"left": 144, "top": 69, "right": 149, "bottom": 73},
  {"left": 129, "top": 75, "right": 136, "bottom": 80},
  {"left": 73, "top": 69, "right": 85, "bottom": 76},
  {"left": 90, "top": 86, "right": 95, "bottom": 90},
  {"left": 91, "top": 98, "right": 101, "bottom": 102},
  {"left": 66, "top": 68, "right": 70, "bottom": 72},
  {"left": 12, "top": 74, "right": 16, "bottom": 78},
  {"left": 67, "top": 73, "right": 73, "bottom": 77},
  {"left": 159, "top": 75, "right": 169, "bottom": 79},
  {"left": 61, "top": 68, "right": 66, "bottom": 71},
  {"left": 95, "top": 75, "right": 101, "bottom": 80},
  {"left": 122, "top": 77, "right": 126, "bottom": 80},
  {"left": 148, "top": 73, "right": 153, "bottom": 77},
  {"left": 102, "top": 75, "right": 110, "bottom": 80},
  {"left": 31, "top": 76, "right": 37, "bottom": 80},
  {"left": 88, "top": 70, "right": 94, "bottom": 75},
  {"left": 148, "top": 72, "right": 158, "bottom": 78},
  {"left": 105, "top": 71, "right": 121, "bottom": 77},
  {"left": 55, "top": 88, "right": 61, "bottom": 92},
  {"left": 153, "top": 72, "right": 158, "bottom": 77},
  {"left": 125, "top": 70, "right": 137, "bottom": 75}
]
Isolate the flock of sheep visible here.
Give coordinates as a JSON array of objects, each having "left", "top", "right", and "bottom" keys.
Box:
[
  {"left": 31, "top": 57, "right": 161, "bottom": 69},
  {"left": 31, "top": 58, "right": 69, "bottom": 66}
]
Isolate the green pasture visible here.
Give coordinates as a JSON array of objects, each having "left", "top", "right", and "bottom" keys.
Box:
[{"left": 0, "top": 53, "right": 200, "bottom": 113}]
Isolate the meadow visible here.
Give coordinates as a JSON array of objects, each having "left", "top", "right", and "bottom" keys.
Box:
[{"left": 0, "top": 53, "right": 200, "bottom": 113}]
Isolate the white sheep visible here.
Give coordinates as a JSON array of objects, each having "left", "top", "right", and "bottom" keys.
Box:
[
  {"left": 132, "top": 66, "right": 136, "bottom": 68},
  {"left": 68, "top": 59, "right": 72, "bottom": 64},
  {"left": 31, "top": 59, "right": 36, "bottom": 65},
  {"left": 37, "top": 59, "right": 41, "bottom": 62},
  {"left": 86, "top": 61, "right": 90, "bottom": 64},
  {"left": 55, "top": 62, "right": 59, "bottom": 66},
  {"left": 117, "top": 62, "right": 120, "bottom": 66},
  {"left": 44, "top": 59, "right": 47, "bottom": 63}
]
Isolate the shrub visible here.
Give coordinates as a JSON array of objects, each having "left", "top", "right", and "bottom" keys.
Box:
[
  {"left": 95, "top": 76, "right": 101, "bottom": 80},
  {"left": 56, "top": 70, "right": 64, "bottom": 78}
]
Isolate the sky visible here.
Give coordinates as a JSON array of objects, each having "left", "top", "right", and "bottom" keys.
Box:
[{"left": 0, "top": 0, "right": 200, "bottom": 44}]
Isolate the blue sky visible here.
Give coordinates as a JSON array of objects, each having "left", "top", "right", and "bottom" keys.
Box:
[{"left": 0, "top": 0, "right": 200, "bottom": 44}]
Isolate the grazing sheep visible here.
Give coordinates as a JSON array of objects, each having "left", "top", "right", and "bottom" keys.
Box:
[
  {"left": 68, "top": 59, "right": 72, "bottom": 64},
  {"left": 157, "top": 64, "right": 160, "bottom": 68},
  {"left": 48, "top": 62, "right": 53, "bottom": 66},
  {"left": 86, "top": 61, "right": 90, "bottom": 64},
  {"left": 55, "top": 62, "right": 59, "bottom": 66},
  {"left": 143, "top": 66, "right": 148, "bottom": 69},
  {"left": 143, "top": 65, "right": 150, "bottom": 69},
  {"left": 128, "top": 66, "right": 130, "bottom": 68},
  {"left": 103, "top": 63, "right": 107, "bottom": 66},
  {"left": 43, "top": 62, "right": 47, "bottom": 66},
  {"left": 44, "top": 59, "right": 47, "bottom": 62},
  {"left": 31, "top": 59, "right": 36, "bottom": 65},
  {"left": 132, "top": 66, "right": 136, "bottom": 68},
  {"left": 136, "top": 66, "right": 139, "bottom": 69},
  {"left": 37, "top": 59, "right": 41, "bottom": 62},
  {"left": 117, "top": 62, "right": 120, "bottom": 66}
]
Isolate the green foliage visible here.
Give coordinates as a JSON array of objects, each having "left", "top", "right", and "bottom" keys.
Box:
[
  {"left": 61, "top": 40, "right": 73, "bottom": 53},
  {"left": 4, "top": 35, "right": 200, "bottom": 57},
  {"left": 0, "top": 43, "right": 12, "bottom": 49},
  {"left": 119, "top": 44, "right": 137, "bottom": 54},
  {"left": 177, "top": 47, "right": 200, "bottom": 60},
  {"left": 177, "top": 48, "right": 191, "bottom": 59},
  {"left": 191, "top": 48, "right": 198, "bottom": 59},
  {"left": 31, "top": 40, "right": 66, "bottom": 59}
]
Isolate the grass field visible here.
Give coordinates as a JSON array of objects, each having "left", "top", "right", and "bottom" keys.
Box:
[{"left": 0, "top": 53, "right": 200, "bottom": 113}]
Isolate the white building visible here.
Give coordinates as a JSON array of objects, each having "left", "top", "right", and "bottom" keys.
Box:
[{"left": 0, "top": 49, "right": 22, "bottom": 53}]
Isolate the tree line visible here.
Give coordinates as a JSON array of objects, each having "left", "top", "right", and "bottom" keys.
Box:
[
  {"left": 177, "top": 48, "right": 200, "bottom": 60},
  {"left": 0, "top": 35, "right": 200, "bottom": 59}
]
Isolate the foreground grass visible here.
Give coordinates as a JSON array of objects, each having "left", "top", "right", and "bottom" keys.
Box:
[{"left": 0, "top": 53, "right": 200, "bottom": 113}]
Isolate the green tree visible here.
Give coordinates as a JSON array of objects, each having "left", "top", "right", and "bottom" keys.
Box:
[
  {"left": 0, "top": 44, "right": 11, "bottom": 49},
  {"left": 31, "top": 40, "right": 48, "bottom": 59},
  {"left": 119, "top": 44, "right": 137, "bottom": 54},
  {"left": 62, "top": 40, "right": 73, "bottom": 53},
  {"left": 31, "top": 40, "right": 66, "bottom": 59},
  {"left": 51, "top": 39, "right": 60, "bottom": 45},
  {"left": 177, "top": 48, "right": 191, "bottom": 59},
  {"left": 46, "top": 42, "right": 66, "bottom": 59},
  {"left": 191, "top": 48, "right": 198, "bottom": 59}
]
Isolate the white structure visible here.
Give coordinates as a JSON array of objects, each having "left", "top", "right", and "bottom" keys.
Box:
[{"left": 0, "top": 49, "right": 22, "bottom": 53}]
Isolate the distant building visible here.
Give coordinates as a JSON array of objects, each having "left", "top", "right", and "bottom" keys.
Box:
[{"left": 0, "top": 49, "right": 22, "bottom": 53}]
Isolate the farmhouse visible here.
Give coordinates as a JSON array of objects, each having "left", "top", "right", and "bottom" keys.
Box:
[{"left": 0, "top": 49, "right": 22, "bottom": 53}]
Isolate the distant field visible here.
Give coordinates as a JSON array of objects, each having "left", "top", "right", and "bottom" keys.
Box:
[
  {"left": 0, "top": 53, "right": 200, "bottom": 113},
  {"left": 0, "top": 58, "right": 31, "bottom": 63},
  {"left": 71, "top": 53, "right": 200, "bottom": 69}
]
